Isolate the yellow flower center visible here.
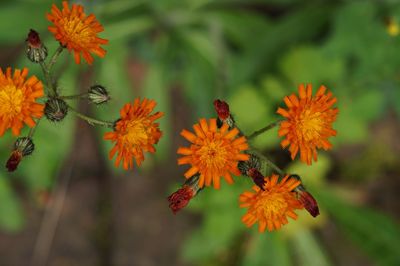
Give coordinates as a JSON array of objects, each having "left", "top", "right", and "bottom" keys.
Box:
[
  {"left": 296, "top": 107, "right": 323, "bottom": 142},
  {"left": 198, "top": 139, "right": 228, "bottom": 169},
  {"left": 62, "top": 18, "right": 94, "bottom": 46},
  {"left": 0, "top": 85, "right": 24, "bottom": 118},
  {"left": 254, "top": 190, "right": 288, "bottom": 218},
  {"left": 122, "top": 118, "right": 149, "bottom": 147}
]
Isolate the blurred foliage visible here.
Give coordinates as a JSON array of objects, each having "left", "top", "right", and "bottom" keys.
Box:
[{"left": 0, "top": 0, "right": 400, "bottom": 265}]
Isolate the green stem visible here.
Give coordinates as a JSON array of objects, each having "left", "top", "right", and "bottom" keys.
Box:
[
  {"left": 68, "top": 105, "right": 114, "bottom": 128},
  {"left": 60, "top": 92, "right": 88, "bottom": 100},
  {"left": 39, "top": 61, "right": 56, "bottom": 96},
  {"left": 247, "top": 120, "right": 282, "bottom": 140},
  {"left": 39, "top": 45, "right": 64, "bottom": 97},
  {"left": 251, "top": 149, "right": 285, "bottom": 176},
  {"left": 48, "top": 45, "right": 64, "bottom": 71},
  {"left": 28, "top": 118, "right": 42, "bottom": 139}
]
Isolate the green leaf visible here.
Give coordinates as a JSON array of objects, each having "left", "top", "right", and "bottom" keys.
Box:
[
  {"left": 0, "top": 176, "right": 24, "bottom": 232},
  {"left": 242, "top": 233, "right": 292, "bottom": 266},
  {"left": 103, "top": 16, "right": 155, "bottom": 41},
  {"left": 291, "top": 229, "right": 332, "bottom": 266},
  {"left": 318, "top": 191, "right": 400, "bottom": 266},
  {"left": 279, "top": 46, "right": 345, "bottom": 86}
]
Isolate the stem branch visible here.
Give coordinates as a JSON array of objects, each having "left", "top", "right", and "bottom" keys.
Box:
[
  {"left": 251, "top": 149, "right": 285, "bottom": 176},
  {"left": 68, "top": 105, "right": 114, "bottom": 128},
  {"left": 247, "top": 120, "right": 282, "bottom": 140}
]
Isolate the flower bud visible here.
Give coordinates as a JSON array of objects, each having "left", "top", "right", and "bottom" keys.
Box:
[
  {"left": 298, "top": 190, "right": 320, "bottom": 217},
  {"left": 247, "top": 168, "right": 266, "bottom": 190},
  {"left": 238, "top": 153, "right": 261, "bottom": 176},
  {"left": 6, "top": 137, "right": 34, "bottom": 172},
  {"left": 44, "top": 98, "right": 68, "bottom": 122},
  {"left": 88, "top": 85, "right": 110, "bottom": 105},
  {"left": 26, "top": 29, "right": 48, "bottom": 63},
  {"left": 214, "top": 99, "right": 230, "bottom": 120},
  {"left": 168, "top": 174, "right": 201, "bottom": 214},
  {"left": 290, "top": 174, "right": 320, "bottom": 217}
]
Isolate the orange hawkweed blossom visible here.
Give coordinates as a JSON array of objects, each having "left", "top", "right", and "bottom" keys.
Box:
[
  {"left": 47, "top": 1, "right": 108, "bottom": 64},
  {"left": 277, "top": 84, "right": 338, "bottom": 165},
  {"left": 177, "top": 118, "right": 249, "bottom": 189},
  {"left": 104, "top": 98, "right": 163, "bottom": 170},
  {"left": 240, "top": 174, "right": 303, "bottom": 232},
  {"left": 0, "top": 67, "right": 44, "bottom": 136}
]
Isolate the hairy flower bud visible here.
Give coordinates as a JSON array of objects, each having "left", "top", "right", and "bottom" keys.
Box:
[
  {"left": 168, "top": 174, "right": 201, "bottom": 214},
  {"left": 290, "top": 174, "right": 320, "bottom": 217},
  {"left": 214, "top": 99, "right": 235, "bottom": 128},
  {"left": 6, "top": 137, "right": 34, "bottom": 172},
  {"left": 26, "top": 29, "right": 48, "bottom": 63},
  {"left": 88, "top": 85, "right": 110, "bottom": 105},
  {"left": 44, "top": 98, "right": 68, "bottom": 122},
  {"left": 247, "top": 168, "right": 266, "bottom": 190},
  {"left": 214, "top": 99, "right": 230, "bottom": 120},
  {"left": 298, "top": 190, "right": 320, "bottom": 217},
  {"left": 238, "top": 153, "right": 261, "bottom": 176}
]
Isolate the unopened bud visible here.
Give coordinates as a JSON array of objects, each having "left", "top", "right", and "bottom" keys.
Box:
[
  {"left": 88, "top": 85, "right": 110, "bottom": 105},
  {"left": 214, "top": 99, "right": 230, "bottom": 120},
  {"left": 290, "top": 174, "right": 320, "bottom": 217},
  {"left": 44, "top": 98, "right": 68, "bottom": 122},
  {"left": 238, "top": 153, "right": 261, "bottom": 176},
  {"left": 298, "top": 190, "right": 319, "bottom": 217},
  {"left": 247, "top": 168, "right": 266, "bottom": 190},
  {"left": 168, "top": 174, "right": 201, "bottom": 214},
  {"left": 6, "top": 137, "right": 34, "bottom": 172},
  {"left": 26, "top": 29, "right": 48, "bottom": 63}
]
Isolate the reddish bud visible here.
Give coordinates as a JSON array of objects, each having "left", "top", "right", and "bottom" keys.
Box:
[
  {"left": 248, "top": 168, "right": 265, "bottom": 190},
  {"left": 168, "top": 186, "right": 195, "bottom": 214},
  {"left": 26, "top": 29, "right": 42, "bottom": 48},
  {"left": 6, "top": 151, "right": 23, "bottom": 172},
  {"left": 213, "top": 99, "right": 230, "bottom": 120},
  {"left": 299, "top": 191, "right": 320, "bottom": 217},
  {"left": 26, "top": 29, "right": 47, "bottom": 63}
]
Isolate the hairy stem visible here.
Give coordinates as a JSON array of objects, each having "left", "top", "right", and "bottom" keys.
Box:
[
  {"left": 68, "top": 104, "right": 114, "bottom": 127},
  {"left": 60, "top": 92, "right": 88, "bottom": 100},
  {"left": 247, "top": 120, "right": 282, "bottom": 140},
  {"left": 250, "top": 148, "right": 285, "bottom": 176}
]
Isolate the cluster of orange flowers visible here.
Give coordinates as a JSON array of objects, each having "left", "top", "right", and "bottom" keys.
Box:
[
  {"left": 0, "top": 1, "right": 338, "bottom": 233},
  {"left": 169, "top": 85, "right": 338, "bottom": 232}
]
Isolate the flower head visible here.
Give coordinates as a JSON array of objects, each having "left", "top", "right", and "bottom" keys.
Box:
[
  {"left": 240, "top": 174, "right": 304, "bottom": 232},
  {"left": 104, "top": 98, "right": 163, "bottom": 170},
  {"left": 277, "top": 84, "right": 338, "bottom": 165},
  {"left": 47, "top": 1, "right": 108, "bottom": 64},
  {"left": 177, "top": 118, "right": 249, "bottom": 189},
  {"left": 0, "top": 67, "right": 44, "bottom": 136}
]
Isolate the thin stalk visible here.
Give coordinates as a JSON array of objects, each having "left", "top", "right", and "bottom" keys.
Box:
[
  {"left": 28, "top": 118, "right": 42, "bottom": 139},
  {"left": 39, "top": 62, "right": 56, "bottom": 96},
  {"left": 60, "top": 92, "right": 88, "bottom": 100},
  {"left": 48, "top": 45, "right": 64, "bottom": 71},
  {"left": 68, "top": 104, "right": 114, "bottom": 128},
  {"left": 251, "top": 149, "right": 285, "bottom": 176},
  {"left": 247, "top": 120, "right": 282, "bottom": 140}
]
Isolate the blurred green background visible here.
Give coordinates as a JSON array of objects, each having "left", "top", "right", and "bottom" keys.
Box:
[{"left": 0, "top": 0, "right": 400, "bottom": 265}]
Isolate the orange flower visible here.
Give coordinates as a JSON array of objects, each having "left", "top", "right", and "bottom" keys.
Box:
[
  {"left": 277, "top": 84, "right": 338, "bottom": 165},
  {"left": 240, "top": 174, "right": 303, "bottom": 232},
  {"left": 47, "top": 1, "right": 108, "bottom": 65},
  {"left": 177, "top": 118, "right": 249, "bottom": 189},
  {"left": 104, "top": 98, "right": 163, "bottom": 170},
  {"left": 0, "top": 67, "right": 44, "bottom": 137}
]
